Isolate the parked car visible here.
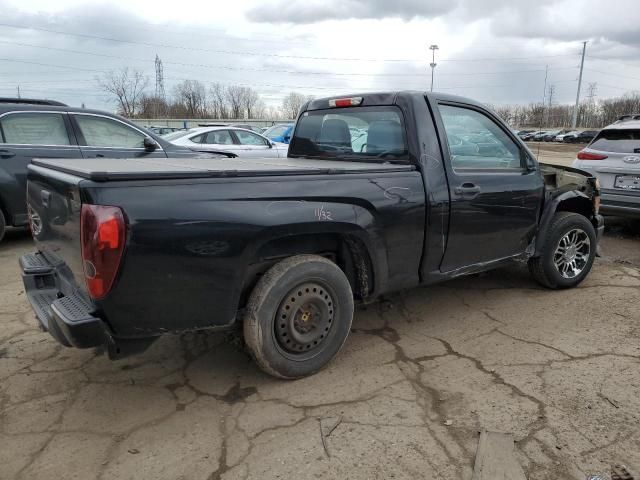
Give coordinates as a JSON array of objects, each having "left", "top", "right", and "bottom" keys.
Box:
[
  {"left": 516, "top": 130, "right": 535, "bottom": 139},
  {"left": 543, "top": 130, "right": 573, "bottom": 142},
  {"left": 554, "top": 131, "right": 579, "bottom": 142},
  {"left": 564, "top": 130, "right": 599, "bottom": 143},
  {"left": 146, "top": 126, "right": 183, "bottom": 136},
  {"left": 572, "top": 116, "right": 640, "bottom": 217},
  {"left": 0, "top": 98, "right": 232, "bottom": 243},
  {"left": 520, "top": 130, "right": 544, "bottom": 141},
  {"left": 532, "top": 131, "right": 550, "bottom": 141},
  {"left": 19, "top": 91, "right": 603, "bottom": 378},
  {"left": 263, "top": 123, "right": 294, "bottom": 144},
  {"left": 169, "top": 126, "right": 288, "bottom": 158},
  {"left": 229, "top": 123, "right": 264, "bottom": 134}
]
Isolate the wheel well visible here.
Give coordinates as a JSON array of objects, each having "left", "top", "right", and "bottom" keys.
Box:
[
  {"left": 555, "top": 196, "right": 593, "bottom": 219},
  {"left": 239, "top": 233, "right": 374, "bottom": 309}
]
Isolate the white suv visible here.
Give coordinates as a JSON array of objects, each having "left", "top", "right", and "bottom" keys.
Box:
[{"left": 572, "top": 115, "right": 640, "bottom": 217}]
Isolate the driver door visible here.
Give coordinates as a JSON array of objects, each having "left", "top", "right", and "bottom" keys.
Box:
[{"left": 436, "top": 103, "right": 545, "bottom": 272}]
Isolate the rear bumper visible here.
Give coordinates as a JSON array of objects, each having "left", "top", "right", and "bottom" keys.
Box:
[
  {"left": 20, "top": 252, "right": 108, "bottom": 348},
  {"left": 600, "top": 188, "right": 640, "bottom": 217}
]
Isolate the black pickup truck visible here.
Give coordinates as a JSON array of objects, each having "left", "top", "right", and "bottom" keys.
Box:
[{"left": 20, "top": 91, "right": 604, "bottom": 379}]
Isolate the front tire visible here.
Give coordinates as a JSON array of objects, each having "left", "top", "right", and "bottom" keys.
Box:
[
  {"left": 529, "top": 212, "right": 597, "bottom": 289},
  {"left": 243, "top": 255, "right": 354, "bottom": 379}
]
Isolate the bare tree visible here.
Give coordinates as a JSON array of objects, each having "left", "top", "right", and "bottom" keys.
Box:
[
  {"left": 242, "top": 87, "right": 261, "bottom": 119},
  {"left": 209, "top": 82, "right": 229, "bottom": 119},
  {"left": 173, "top": 80, "right": 208, "bottom": 118},
  {"left": 97, "top": 68, "right": 149, "bottom": 117},
  {"left": 226, "top": 85, "right": 245, "bottom": 119},
  {"left": 281, "top": 92, "right": 311, "bottom": 119}
]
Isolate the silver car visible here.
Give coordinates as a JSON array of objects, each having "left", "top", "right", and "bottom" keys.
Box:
[
  {"left": 169, "top": 126, "right": 289, "bottom": 158},
  {"left": 572, "top": 116, "right": 640, "bottom": 217}
]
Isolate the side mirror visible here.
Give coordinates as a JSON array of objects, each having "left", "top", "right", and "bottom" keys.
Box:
[
  {"left": 144, "top": 137, "right": 159, "bottom": 152},
  {"left": 267, "top": 141, "right": 274, "bottom": 148}
]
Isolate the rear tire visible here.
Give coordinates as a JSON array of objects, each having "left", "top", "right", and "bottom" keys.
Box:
[
  {"left": 243, "top": 254, "right": 354, "bottom": 379},
  {"left": 0, "top": 209, "right": 5, "bottom": 243},
  {"left": 528, "top": 212, "right": 597, "bottom": 289}
]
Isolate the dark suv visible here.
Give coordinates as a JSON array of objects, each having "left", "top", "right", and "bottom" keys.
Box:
[{"left": 0, "top": 98, "right": 226, "bottom": 242}]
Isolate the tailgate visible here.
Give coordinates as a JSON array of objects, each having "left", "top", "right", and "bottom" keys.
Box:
[{"left": 26, "top": 164, "right": 87, "bottom": 295}]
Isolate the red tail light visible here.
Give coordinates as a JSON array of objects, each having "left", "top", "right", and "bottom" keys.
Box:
[
  {"left": 577, "top": 151, "right": 608, "bottom": 160},
  {"left": 329, "top": 97, "right": 363, "bottom": 107},
  {"left": 80, "top": 204, "right": 126, "bottom": 300}
]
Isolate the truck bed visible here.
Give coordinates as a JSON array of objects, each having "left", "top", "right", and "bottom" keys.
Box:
[{"left": 31, "top": 157, "right": 415, "bottom": 181}]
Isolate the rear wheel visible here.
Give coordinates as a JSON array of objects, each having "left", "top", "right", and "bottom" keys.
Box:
[
  {"left": 529, "top": 212, "right": 597, "bottom": 289},
  {"left": 243, "top": 255, "right": 354, "bottom": 379}
]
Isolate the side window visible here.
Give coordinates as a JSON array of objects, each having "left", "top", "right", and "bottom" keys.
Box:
[
  {"left": 75, "top": 115, "right": 146, "bottom": 148},
  {"left": 0, "top": 113, "right": 71, "bottom": 146},
  {"left": 439, "top": 105, "right": 522, "bottom": 172},
  {"left": 269, "top": 126, "right": 286, "bottom": 137},
  {"left": 235, "top": 130, "right": 268, "bottom": 146},
  {"left": 189, "top": 134, "right": 205, "bottom": 144},
  {"left": 204, "top": 130, "right": 234, "bottom": 145}
]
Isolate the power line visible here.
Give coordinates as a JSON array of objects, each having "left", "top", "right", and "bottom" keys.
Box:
[
  {"left": 0, "top": 23, "right": 582, "bottom": 64},
  {"left": 0, "top": 58, "right": 105, "bottom": 72},
  {"left": 0, "top": 41, "right": 578, "bottom": 79},
  {"left": 584, "top": 67, "right": 640, "bottom": 82},
  {"left": 586, "top": 55, "right": 640, "bottom": 71},
  {"left": 0, "top": 40, "right": 580, "bottom": 82}
]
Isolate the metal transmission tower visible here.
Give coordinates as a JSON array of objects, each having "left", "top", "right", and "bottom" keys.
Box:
[
  {"left": 586, "top": 82, "right": 598, "bottom": 103},
  {"left": 154, "top": 54, "right": 166, "bottom": 117},
  {"left": 429, "top": 44, "right": 439, "bottom": 92}
]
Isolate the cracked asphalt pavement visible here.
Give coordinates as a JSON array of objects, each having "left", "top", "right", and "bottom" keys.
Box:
[{"left": 1, "top": 218, "right": 639, "bottom": 480}]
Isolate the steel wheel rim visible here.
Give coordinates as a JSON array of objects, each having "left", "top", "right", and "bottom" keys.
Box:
[
  {"left": 274, "top": 282, "right": 335, "bottom": 358},
  {"left": 553, "top": 228, "right": 590, "bottom": 279},
  {"left": 28, "top": 206, "right": 43, "bottom": 236}
]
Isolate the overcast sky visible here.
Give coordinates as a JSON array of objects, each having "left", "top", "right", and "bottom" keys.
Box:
[{"left": 0, "top": 0, "right": 639, "bottom": 112}]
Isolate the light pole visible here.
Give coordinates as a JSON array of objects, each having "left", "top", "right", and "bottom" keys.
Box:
[{"left": 429, "top": 44, "right": 439, "bottom": 92}]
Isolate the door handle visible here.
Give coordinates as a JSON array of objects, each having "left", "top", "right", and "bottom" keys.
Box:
[
  {"left": 0, "top": 149, "right": 16, "bottom": 159},
  {"left": 454, "top": 183, "right": 481, "bottom": 195},
  {"left": 95, "top": 154, "right": 105, "bottom": 158}
]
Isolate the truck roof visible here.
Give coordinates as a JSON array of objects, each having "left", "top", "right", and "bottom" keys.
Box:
[
  {"left": 30, "top": 157, "right": 415, "bottom": 182},
  {"left": 305, "top": 90, "right": 487, "bottom": 111}
]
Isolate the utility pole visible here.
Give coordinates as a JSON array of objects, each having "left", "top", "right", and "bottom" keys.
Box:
[
  {"left": 429, "top": 44, "right": 439, "bottom": 92},
  {"left": 572, "top": 41, "right": 587, "bottom": 129},
  {"left": 16, "top": 85, "right": 20, "bottom": 98}
]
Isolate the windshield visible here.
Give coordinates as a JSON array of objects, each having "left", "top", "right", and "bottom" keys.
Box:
[
  {"left": 590, "top": 129, "right": 640, "bottom": 153},
  {"left": 264, "top": 124, "right": 291, "bottom": 138},
  {"left": 288, "top": 106, "right": 408, "bottom": 160}
]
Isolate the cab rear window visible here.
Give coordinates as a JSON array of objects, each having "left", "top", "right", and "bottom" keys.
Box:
[
  {"left": 590, "top": 129, "right": 640, "bottom": 153},
  {"left": 288, "top": 106, "right": 408, "bottom": 160}
]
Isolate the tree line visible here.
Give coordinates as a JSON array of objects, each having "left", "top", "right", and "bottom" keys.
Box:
[
  {"left": 489, "top": 92, "right": 640, "bottom": 129},
  {"left": 97, "top": 67, "right": 313, "bottom": 120}
]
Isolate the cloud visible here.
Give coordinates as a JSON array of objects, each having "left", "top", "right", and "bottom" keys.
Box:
[{"left": 247, "top": 0, "right": 454, "bottom": 24}]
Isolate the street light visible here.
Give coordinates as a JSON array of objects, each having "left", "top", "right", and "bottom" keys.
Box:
[{"left": 429, "top": 44, "right": 439, "bottom": 92}]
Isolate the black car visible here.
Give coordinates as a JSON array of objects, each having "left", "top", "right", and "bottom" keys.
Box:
[
  {"left": 0, "top": 98, "right": 230, "bottom": 242},
  {"left": 564, "top": 130, "right": 599, "bottom": 143},
  {"left": 146, "top": 126, "right": 184, "bottom": 136},
  {"left": 19, "top": 91, "right": 604, "bottom": 378}
]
